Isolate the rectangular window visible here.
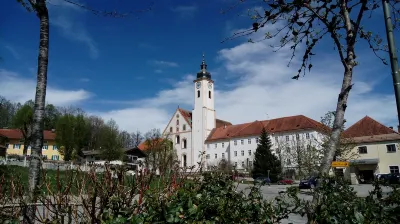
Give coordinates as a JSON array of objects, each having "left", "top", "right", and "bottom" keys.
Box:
[
  {"left": 248, "top": 139, "right": 251, "bottom": 144},
  {"left": 389, "top": 166, "right": 399, "bottom": 174},
  {"left": 241, "top": 140, "right": 244, "bottom": 145},
  {"left": 42, "top": 145, "right": 48, "bottom": 150},
  {"left": 214, "top": 154, "right": 217, "bottom": 159},
  {"left": 296, "top": 134, "right": 299, "bottom": 140},
  {"left": 285, "top": 136, "right": 289, "bottom": 141},
  {"left": 183, "top": 125, "right": 186, "bottom": 131},
  {"left": 13, "top": 144, "right": 21, "bottom": 149},
  {"left": 306, "top": 133, "right": 310, "bottom": 139},
  {"left": 53, "top": 145, "right": 58, "bottom": 150},
  {"left": 248, "top": 150, "right": 251, "bottom": 156},
  {"left": 5, "top": 143, "right": 9, "bottom": 149},
  {"left": 206, "top": 154, "right": 210, "bottom": 159},
  {"left": 358, "top": 146, "right": 367, "bottom": 154},
  {"left": 241, "top": 161, "right": 245, "bottom": 167},
  {"left": 214, "top": 144, "right": 217, "bottom": 148},
  {"left": 241, "top": 150, "right": 244, "bottom": 156},
  {"left": 256, "top": 138, "right": 259, "bottom": 144},
  {"left": 222, "top": 153, "right": 225, "bottom": 159},
  {"left": 234, "top": 140, "right": 237, "bottom": 146},
  {"left": 197, "top": 90, "right": 200, "bottom": 98},
  {"left": 170, "top": 127, "right": 173, "bottom": 132},
  {"left": 43, "top": 155, "right": 48, "bottom": 160},
  {"left": 222, "top": 143, "right": 225, "bottom": 148},
  {"left": 234, "top": 151, "right": 237, "bottom": 156},
  {"left": 387, "top": 144, "right": 396, "bottom": 153},
  {"left": 51, "top": 155, "right": 59, "bottom": 160}
]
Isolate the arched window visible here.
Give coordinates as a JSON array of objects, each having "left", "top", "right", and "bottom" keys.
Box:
[
  {"left": 176, "top": 135, "right": 180, "bottom": 144},
  {"left": 209, "top": 91, "right": 211, "bottom": 99},
  {"left": 182, "top": 139, "right": 187, "bottom": 149},
  {"left": 182, "top": 154, "right": 187, "bottom": 167},
  {"left": 197, "top": 90, "right": 200, "bottom": 98}
]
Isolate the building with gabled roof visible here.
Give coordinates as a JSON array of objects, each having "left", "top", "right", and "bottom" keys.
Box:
[
  {"left": 341, "top": 116, "right": 400, "bottom": 184},
  {"left": 162, "top": 55, "right": 328, "bottom": 173}
]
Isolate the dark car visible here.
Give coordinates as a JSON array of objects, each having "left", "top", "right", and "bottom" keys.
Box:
[
  {"left": 299, "top": 176, "right": 318, "bottom": 189},
  {"left": 379, "top": 173, "right": 400, "bottom": 184},
  {"left": 254, "top": 177, "right": 271, "bottom": 185}
]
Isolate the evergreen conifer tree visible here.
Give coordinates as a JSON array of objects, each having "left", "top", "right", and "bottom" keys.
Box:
[{"left": 252, "top": 127, "right": 282, "bottom": 182}]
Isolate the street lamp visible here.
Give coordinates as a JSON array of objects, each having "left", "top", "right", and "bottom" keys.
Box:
[{"left": 383, "top": 0, "right": 400, "bottom": 129}]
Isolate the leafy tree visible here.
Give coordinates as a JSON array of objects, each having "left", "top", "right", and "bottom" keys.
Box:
[
  {"left": 55, "top": 114, "right": 75, "bottom": 161},
  {"left": 12, "top": 101, "right": 34, "bottom": 155},
  {"left": 225, "top": 0, "right": 400, "bottom": 176},
  {"left": 99, "top": 119, "right": 124, "bottom": 161},
  {"left": 44, "top": 104, "right": 60, "bottom": 130},
  {"left": 0, "top": 96, "right": 19, "bottom": 128},
  {"left": 253, "top": 127, "right": 281, "bottom": 182},
  {"left": 86, "top": 115, "right": 105, "bottom": 151}
]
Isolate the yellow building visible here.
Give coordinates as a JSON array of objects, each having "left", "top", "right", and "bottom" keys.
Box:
[
  {"left": 341, "top": 116, "right": 400, "bottom": 184},
  {"left": 0, "top": 129, "right": 63, "bottom": 161}
]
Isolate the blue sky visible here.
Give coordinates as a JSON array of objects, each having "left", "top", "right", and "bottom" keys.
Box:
[{"left": 1, "top": 0, "right": 399, "bottom": 133}]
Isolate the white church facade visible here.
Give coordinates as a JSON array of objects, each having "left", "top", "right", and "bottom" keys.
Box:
[{"left": 162, "top": 55, "right": 328, "bottom": 173}]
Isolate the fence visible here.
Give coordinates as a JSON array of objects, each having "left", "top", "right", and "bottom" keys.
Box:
[{"left": 2, "top": 160, "right": 106, "bottom": 173}]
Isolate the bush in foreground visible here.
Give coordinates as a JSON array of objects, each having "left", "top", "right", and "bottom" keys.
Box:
[{"left": 0, "top": 165, "right": 399, "bottom": 223}]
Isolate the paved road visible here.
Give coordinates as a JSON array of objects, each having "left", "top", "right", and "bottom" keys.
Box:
[{"left": 234, "top": 183, "right": 393, "bottom": 224}]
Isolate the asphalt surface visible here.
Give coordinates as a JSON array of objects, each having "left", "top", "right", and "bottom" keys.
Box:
[{"left": 234, "top": 183, "right": 393, "bottom": 224}]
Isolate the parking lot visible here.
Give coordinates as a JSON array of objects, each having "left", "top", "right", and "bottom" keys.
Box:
[{"left": 234, "top": 183, "right": 393, "bottom": 224}]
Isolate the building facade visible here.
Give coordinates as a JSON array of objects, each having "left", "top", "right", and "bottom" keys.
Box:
[
  {"left": 162, "top": 55, "right": 328, "bottom": 173},
  {"left": 0, "top": 129, "right": 62, "bottom": 161},
  {"left": 341, "top": 116, "right": 400, "bottom": 184}
]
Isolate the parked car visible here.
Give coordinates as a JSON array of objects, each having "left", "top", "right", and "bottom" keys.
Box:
[
  {"left": 254, "top": 177, "right": 270, "bottom": 185},
  {"left": 299, "top": 176, "right": 318, "bottom": 189},
  {"left": 277, "top": 178, "right": 294, "bottom": 185},
  {"left": 378, "top": 173, "right": 400, "bottom": 184}
]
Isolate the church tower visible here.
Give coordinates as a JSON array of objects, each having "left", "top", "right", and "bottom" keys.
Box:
[{"left": 192, "top": 54, "right": 216, "bottom": 168}]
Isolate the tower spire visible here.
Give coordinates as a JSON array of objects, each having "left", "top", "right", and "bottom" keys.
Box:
[{"left": 197, "top": 53, "right": 211, "bottom": 79}]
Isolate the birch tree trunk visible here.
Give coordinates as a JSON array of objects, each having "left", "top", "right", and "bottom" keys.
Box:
[
  {"left": 318, "top": 0, "right": 356, "bottom": 175},
  {"left": 26, "top": 0, "right": 49, "bottom": 222}
]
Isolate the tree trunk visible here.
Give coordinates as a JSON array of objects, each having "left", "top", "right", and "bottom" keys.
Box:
[{"left": 25, "top": 0, "right": 49, "bottom": 222}]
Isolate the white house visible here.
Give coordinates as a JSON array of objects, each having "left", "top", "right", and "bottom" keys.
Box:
[{"left": 162, "top": 55, "right": 328, "bottom": 174}]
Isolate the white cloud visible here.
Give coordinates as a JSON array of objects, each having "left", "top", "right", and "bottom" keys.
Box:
[
  {"left": 48, "top": 0, "right": 99, "bottom": 59},
  {"left": 95, "top": 27, "right": 396, "bottom": 133},
  {"left": 151, "top": 60, "right": 179, "bottom": 67},
  {"left": 0, "top": 69, "right": 91, "bottom": 106}
]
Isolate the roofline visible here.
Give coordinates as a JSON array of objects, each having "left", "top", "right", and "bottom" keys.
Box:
[{"left": 205, "top": 127, "right": 324, "bottom": 143}]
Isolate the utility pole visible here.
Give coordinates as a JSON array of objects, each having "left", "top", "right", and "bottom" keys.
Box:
[{"left": 383, "top": 0, "right": 400, "bottom": 129}]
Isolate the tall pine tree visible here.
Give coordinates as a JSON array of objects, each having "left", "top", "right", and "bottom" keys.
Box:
[{"left": 253, "top": 127, "right": 282, "bottom": 182}]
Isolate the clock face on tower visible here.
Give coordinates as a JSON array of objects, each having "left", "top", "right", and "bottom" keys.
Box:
[
  {"left": 208, "top": 82, "right": 212, "bottom": 89},
  {"left": 196, "top": 82, "right": 201, "bottom": 89}
]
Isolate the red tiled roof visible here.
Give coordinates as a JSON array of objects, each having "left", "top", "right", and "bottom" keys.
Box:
[
  {"left": 0, "top": 129, "right": 56, "bottom": 140},
  {"left": 342, "top": 116, "right": 397, "bottom": 138},
  {"left": 177, "top": 108, "right": 232, "bottom": 128},
  {"left": 137, "top": 138, "right": 166, "bottom": 151},
  {"left": 205, "top": 115, "right": 328, "bottom": 142}
]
